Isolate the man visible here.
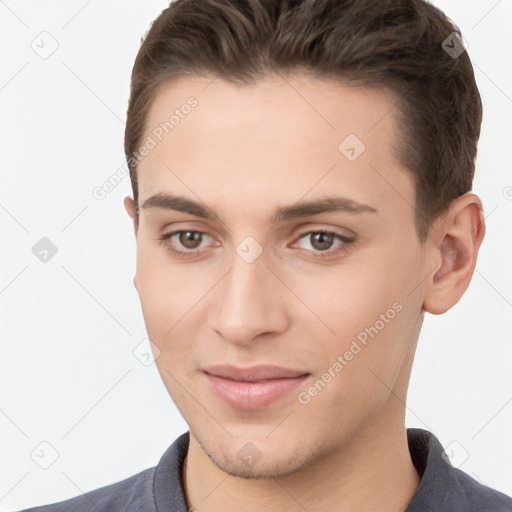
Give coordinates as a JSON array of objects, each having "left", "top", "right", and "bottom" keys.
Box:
[{"left": 19, "top": 0, "right": 512, "bottom": 510}]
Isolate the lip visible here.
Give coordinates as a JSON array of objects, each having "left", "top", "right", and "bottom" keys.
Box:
[{"left": 203, "top": 365, "right": 310, "bottom": 410}]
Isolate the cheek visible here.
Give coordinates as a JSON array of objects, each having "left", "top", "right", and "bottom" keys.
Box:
[
  {"left": 135, "top": 246, "right": 199, "bottom": 329},
  {"left": 293, "top": 248, "right": 419, "bottom": 391},
  {"left": 134, "top": 247, "right": 214, "bottom": 372},
  {"left": 286, "top": 258, "right": 402, "bottom": 339}
]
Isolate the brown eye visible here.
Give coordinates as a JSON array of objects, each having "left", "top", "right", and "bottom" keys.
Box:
[
  {"left": 309, "top": 232, "right": 335, "bottom": 251},
  {"left": 178, "top": 231, "right": 203, "bottom": 249},
  {"left": 158, "top": 230, "right": 214, "bottom": 259},
  {"left": 294, "top": 230, "right": 355, "bottom": 259}
]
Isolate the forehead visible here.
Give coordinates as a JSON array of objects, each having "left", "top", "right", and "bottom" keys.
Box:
[
  {"left": 136, "top": 73, "right": 413, "bottom": 224},
  {"left": 142, "top": 73, "right": 399, "bottom": 153}
]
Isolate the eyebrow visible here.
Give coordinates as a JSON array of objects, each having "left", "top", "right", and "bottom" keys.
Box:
[{"left": 140, "top": 192, "right": 378, "bottom": 224}]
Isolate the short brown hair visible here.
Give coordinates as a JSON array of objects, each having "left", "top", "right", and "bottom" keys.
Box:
[{"left": 125, "top": 0, "right": 482, "bottom": 242}]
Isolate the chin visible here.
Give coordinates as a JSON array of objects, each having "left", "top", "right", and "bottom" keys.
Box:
[
  {"left": 194, "top": 427, "right": 321, "bottom": 480},
  {"left": 210, "top": 449, "right": 308, "bottom": 480}
]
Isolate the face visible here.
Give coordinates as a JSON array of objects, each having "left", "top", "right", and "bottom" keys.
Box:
[{"left": 126, "top": 74, "right": 430, "bottom": 478}]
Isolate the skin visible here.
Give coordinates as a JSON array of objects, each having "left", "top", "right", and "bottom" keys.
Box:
[{"left": 124, "top": 73, "right": 485, "bottom": 511}]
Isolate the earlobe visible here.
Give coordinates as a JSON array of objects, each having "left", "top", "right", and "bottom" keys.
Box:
[{"left": 422, "top": 193, "right": 486, "bottom": 315}]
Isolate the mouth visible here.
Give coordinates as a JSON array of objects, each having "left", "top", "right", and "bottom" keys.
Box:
[{"left": 203, "top": 364, "right": 311, "bottom": 410}]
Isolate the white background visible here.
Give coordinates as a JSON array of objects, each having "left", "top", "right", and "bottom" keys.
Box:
[{"left": 1, "top": 0, "right": 511, "bottom": 510}]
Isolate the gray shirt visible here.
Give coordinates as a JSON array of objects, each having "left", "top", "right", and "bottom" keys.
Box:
[{"left": 18, "top": 428, "right": 512, "bottom": 511}]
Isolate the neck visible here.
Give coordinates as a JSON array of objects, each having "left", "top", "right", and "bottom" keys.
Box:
[{"left": 182, "top": 401, "right": 421, "bottom": 512}]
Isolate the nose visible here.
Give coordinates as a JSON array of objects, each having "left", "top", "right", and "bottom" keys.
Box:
[{"left": 208, "top": 251, "right": 289, "bottom": 346}]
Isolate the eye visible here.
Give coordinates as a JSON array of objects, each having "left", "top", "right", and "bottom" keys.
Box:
[
  {"left": 158, "top": 230, "right": 214, "bottom": 258},
  {"left": 293, "top": 230, "right": 354, "bottom": 258}
]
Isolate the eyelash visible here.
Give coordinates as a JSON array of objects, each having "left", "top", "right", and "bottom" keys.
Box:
[{"left": 157, "top": 229, "right": 355, "bottom": 260}]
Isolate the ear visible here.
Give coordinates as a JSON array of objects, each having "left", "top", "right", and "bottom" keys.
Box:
[
  {"left": 423, "top": 192, "right": 486, "bottom": 315},
  {"left": 124, "top": 196, "right": 139, "bottom": 292},
  {"left": 124, "top": 196, "right": 138, "bottom": 236},
  {"left": 124, "top": 195, "right": 135, "bottom": 220}
]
